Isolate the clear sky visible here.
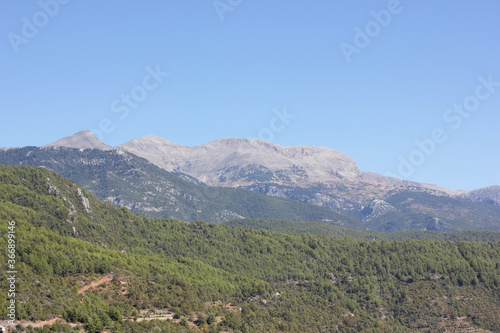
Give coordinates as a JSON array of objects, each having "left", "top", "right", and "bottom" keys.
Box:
[{"left": 1, "top": 0, "right": 499, "bottom": 190}]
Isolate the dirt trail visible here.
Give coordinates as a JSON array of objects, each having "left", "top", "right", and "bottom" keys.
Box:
[
  {"left": 0, "top": 275, "right": 114, "bottom": 330},
  {"left": 78, "top": 275, "right": 112, "bottom": 295},
  {"left": 1, "top": 316, "right": 77, "bottom": 329}
]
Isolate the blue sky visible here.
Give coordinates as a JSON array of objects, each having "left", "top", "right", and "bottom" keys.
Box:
[{"left": 1, "top": 0, "right": 499, "bottom": 190}]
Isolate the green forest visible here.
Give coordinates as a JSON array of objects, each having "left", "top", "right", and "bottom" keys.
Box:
[
  {"left": 0, "top": 165, "right": 499, "bottom": 332},
  {"left": 224, "top": 218, "right": 500, "bottom": 242}
]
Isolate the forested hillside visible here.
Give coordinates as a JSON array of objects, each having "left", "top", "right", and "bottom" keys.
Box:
[
  {"left": 1, "top": 165, "right": 499, "bottom": 332},
  {"left": 224, "top": 218, "right": 500, "bottom": 242},
  {"left": 364, "top": 190, "right": 500, "bottom": 232}
]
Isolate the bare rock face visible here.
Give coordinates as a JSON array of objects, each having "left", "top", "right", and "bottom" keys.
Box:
[
  {"left": 117, "top": 137, "right": 361, "bottom": 187},
  {"left": 116, "top": 136, "right": 477, "bottom": 217},
  {"left": 360, "top": 172, "right": 463, "bottom": 196},
  {"left": 77, "top": 188, "right": 92, "bottom": 214},
  {"left": 362, "top": 199, "right": 396, "bottom": 221},
  {"left": 43, "top": 130, "right": 113, "bottom": 151}
]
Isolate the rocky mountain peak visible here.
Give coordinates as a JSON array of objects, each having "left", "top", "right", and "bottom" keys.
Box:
[
  {"left": 43, "top": 130, "right": 113, "bottom": 151},
  {"left": 118, "top": 137, "right": 361, "bottom": 186},
  {"left": 38, "top": 131, "right": 499, "bottom": 217}
]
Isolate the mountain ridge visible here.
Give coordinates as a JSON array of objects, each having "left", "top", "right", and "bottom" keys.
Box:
[
  {"left": 0, "top": 146, "right": 362, "bottom": 228},
  {"left": 118, "top": 135, "right": 361, "bottom": 187},
  {"left": 8, "top": 129, "right": 498, "bottom": 232},
  {"left": 41, "top": 130, "right": 492, "bottom": 193},
  {"left": 42, "top": 130, "right": 495, "bottom": 191}
]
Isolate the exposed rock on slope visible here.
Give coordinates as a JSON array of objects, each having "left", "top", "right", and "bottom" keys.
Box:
[
  {"left": 361, "top": 199, "right": 396, "bottom": 221},
  {"left": 460, "top": 185, "right": 500, "bottom": 205},
  {"left": 117, "top": 136, "right": 459, "bottom": 215},
  {"left": 360, "top": 172, "right": 463, "bottom": 196},
  {"left": 118, "top": 136, "right": 360, "bottom": 186}
]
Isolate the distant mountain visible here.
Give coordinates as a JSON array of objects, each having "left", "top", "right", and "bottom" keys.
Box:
[
  {"left": 362, "top": 190, "right": 500, "bottom": 232},
  {"left": 43, "top": 129, "right": 113, "bottom": 150},
  {"left": 0, "top": 146, "right": 362, "bottom": 228},
  {"left": 3, "top": 129, "right": 499, "bottom": 232},
  {"left": 460, "top": 185, "right": 500, "bottom": 205},
  {"left": 117, "top": 136, "right": 361, "bottom": 186},
  {"left": 114, "top": 133, "right": 500, "bottom": 231}
]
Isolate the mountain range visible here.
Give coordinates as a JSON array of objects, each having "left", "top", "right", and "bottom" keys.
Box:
[{"left": 2, "top": 129, "right": 499, "bottom": 232}]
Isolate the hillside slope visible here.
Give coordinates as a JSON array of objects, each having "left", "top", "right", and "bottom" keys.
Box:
[
  {"left": 224, "top": 218, "right": 500, "bottom": 241},
  {"left": 1, "top": 165, "right": 500, "bottom": 332}
]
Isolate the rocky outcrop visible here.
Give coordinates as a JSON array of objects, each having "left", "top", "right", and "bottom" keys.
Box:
[
  {"left": 360, "top": 172, "right": 463, "bottom": 196},
  {"left": 77, "top": 188, "right": 92, "bottom": 214},
  {"left": 362, "top": 199, "right": 396, "bottom": 221},
  {"left": 459, "top": 185, "right": 500, "bottom": 205}
]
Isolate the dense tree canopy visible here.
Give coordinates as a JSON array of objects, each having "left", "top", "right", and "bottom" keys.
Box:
[{"left": 0, "top": 165, "right": 499, "bottom": 332}]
